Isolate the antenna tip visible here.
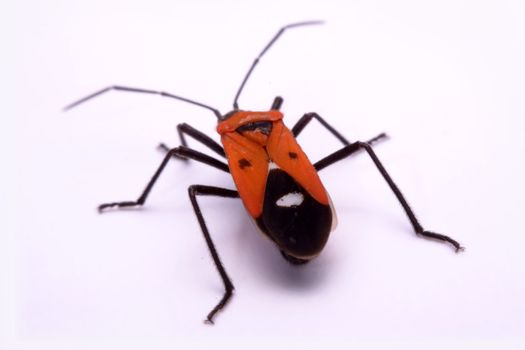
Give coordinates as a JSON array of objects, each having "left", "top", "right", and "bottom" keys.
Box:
[
  {"left": 288, "top": 20, "right": 325, "bottom": 28},
  {"left": 62, "top": 104, "right": 74, "bottom": 112}
]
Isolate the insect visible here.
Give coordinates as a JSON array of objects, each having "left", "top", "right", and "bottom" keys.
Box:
[{"left": 65, "top": 21, "right": 463, "bottom": 323}]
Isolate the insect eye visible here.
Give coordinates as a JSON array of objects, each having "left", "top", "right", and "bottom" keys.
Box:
[{"left": 236, "top": 121, "right": 273, "bottom": 135}]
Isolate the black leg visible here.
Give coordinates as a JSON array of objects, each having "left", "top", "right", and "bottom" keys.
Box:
[
  {"left": 315, "top": 141, "right": 463, "bottom": 252},
  {"left": 292, "top": 112, "right": 388, "bottom": 151},
  {"left": 63, "top": 85, "right": 222, "bottom": 119},
  {"left": 98, "top": 146, "right": 229, "bottom": 212},
  {"left": 271, "top": 96, "right": 283, "bottom": 110},
  {"left": 158, "top": 123, "right": 226, "bottom": 160},
  {"left": 292, "top": 112, "right": 352, "bottom": 145},
  {"left": 188, "top": 185, "right": 239, "bottom": 324}
]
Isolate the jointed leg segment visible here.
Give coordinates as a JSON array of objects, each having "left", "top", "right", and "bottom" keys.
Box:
[
  {"left": 158, "top": 123, "right": 226, "bottom": 159},
  {"left": 96, "top": 143, "right": 238, "bottom": 323},
  {"left": 290, "top": 110, "right": 460, "bottom": 250},
  {"left": 98, "top": 146, "right": 229, "bottom": 212},
  {"left": 188, "top": 185, "right": 239, "bottom": 323},
  {"left": 315, "top": 141, "right": 463, "bottom": 252},
  {"left": 292, "top": 112, "right": 351, "bottom": 145}
]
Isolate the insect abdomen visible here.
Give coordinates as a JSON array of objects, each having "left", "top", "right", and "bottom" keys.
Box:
[{"left": 256, "top": 168, "right": 332, "bottom": 264}]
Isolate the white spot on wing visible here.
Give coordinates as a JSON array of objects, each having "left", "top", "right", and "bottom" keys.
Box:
[
  {"left": 268, "top": 161, "right": 279, "bottom": 170},
  {"left": 276, "top": 192, "right": 304, "bottom": 207}
]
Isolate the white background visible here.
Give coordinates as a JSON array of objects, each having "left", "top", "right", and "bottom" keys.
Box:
[{"left": 1, "top": 0, "right": 525, "bottom": 349}]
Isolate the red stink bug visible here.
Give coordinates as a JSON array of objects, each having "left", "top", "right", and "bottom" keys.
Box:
[{"left": 65, "top": 21, "right": 463, "bottom": 323}]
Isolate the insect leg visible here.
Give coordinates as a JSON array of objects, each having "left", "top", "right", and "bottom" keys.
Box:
[
  {"left": 315, "top": 142, "right": 463, "bottom": 252},
  {"left": 98, "top": 147, "right": 229, "bottom": 212},
  {"left": 270, "top": 96, "right": 283, "bottom": 110},
  {"left": 292, "top": 112, "right": 351, "bottom": 145},
  {"left": 292, "top": 112, "right": 388, "bottom": 148},
  {"left": 188, "top": 185, "right": 239, "bottom": 324},
  {"left": 158, "top": 123, "right": 226, "bottom": 160}
]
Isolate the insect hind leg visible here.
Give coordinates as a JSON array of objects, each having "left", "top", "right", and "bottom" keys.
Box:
[{"left": 315, "top": 141, "right": 463, "bottom": 252}]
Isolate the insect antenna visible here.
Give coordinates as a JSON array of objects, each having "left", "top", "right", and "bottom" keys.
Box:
[
  {"left": 232, "top": 20, "right": 324, "bottom": 110},
  {"left": 63, "top": 85, "right": 222, "bottom": 120}
]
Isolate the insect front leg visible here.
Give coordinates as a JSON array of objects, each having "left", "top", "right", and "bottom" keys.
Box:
[
  {"left": 270, "top": 96, "right": 283, "bottom": 110},
  {"left": 187, "top": 185, "right": 239, "bottom": 324},
  {"left": 292, "top": 112, "right": 351, "bottom": 145},
  {"left": 98, "top": 147, "right": 229, "bottom": 212},
  {"left": 158, "top": 123, "right": 226, "bottom": 161},
  {"left": 315, "top": 142, "right": 464, "bottom": 252},
  {"left": 292, "top": 112, "right": 387, "bottom": 148}
]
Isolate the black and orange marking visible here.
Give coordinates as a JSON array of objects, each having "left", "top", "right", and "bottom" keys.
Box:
[{"left": 65, "top": 21, "right": 463, "bottom": 324}]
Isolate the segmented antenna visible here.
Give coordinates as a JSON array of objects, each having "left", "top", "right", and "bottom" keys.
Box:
[
  {"left": 63, "top": 85, "right": 222, "bottom": 120},
  {"left": 232, "top": 20, "right": 324, "bottom": 110},
  {"left": 64, "top": 22, "right": 324, "bottom": 120}
]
